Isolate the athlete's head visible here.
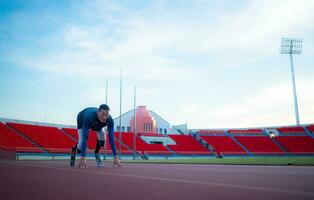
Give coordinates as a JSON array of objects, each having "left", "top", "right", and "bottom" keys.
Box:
[{"left": 97, "top": 104, "right": 110, "bottom": 123}]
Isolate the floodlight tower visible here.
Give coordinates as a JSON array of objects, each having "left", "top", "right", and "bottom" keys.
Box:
[{"left": 280, "top": 38, "right": 303, "bottom": 126}]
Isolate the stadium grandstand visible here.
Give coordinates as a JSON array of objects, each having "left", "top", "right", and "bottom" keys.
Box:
[{"left": 1, "top": 106, "right": 314, "bottom": 160}]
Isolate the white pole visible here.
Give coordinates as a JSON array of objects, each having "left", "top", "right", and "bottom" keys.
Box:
[
  {"left": 280, "top": 38, "right": 302, "bottom": 126},
  {"left": 119, "top": 69, "right": 122, "bottom": 159},
  {"left": 103, "top": 79, "right": 108, "bottom": 160},
  {"left": 289, "top": 53, "right": 300, "bottom": 125},
  {"left": 133, "top": 86, "right": 137, "bottom": 160}
]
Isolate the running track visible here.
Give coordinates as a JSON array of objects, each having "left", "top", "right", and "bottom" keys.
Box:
[{"left": 0, "top": 159, "right": 314, "bottom": 200}]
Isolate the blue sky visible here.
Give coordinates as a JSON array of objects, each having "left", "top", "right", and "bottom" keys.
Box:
[{"left": 0, "top": 0, "right": 314, "bottom": 128}]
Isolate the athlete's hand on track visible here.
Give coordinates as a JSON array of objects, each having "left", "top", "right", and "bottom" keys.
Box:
[
  {"left": 78, "top": 157, "right": 87, "bottom": 168},
  {"left": 113, "top": 156, "right": 124, "bottom": 168}
]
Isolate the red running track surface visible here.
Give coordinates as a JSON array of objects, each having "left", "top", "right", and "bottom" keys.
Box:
[{"left": 0, "top": 160, "right": 314, "bottom": 200}]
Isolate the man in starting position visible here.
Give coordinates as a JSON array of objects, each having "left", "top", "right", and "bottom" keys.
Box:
[{"left": 70, "top": 104, "right": 123, "bottom": 168}]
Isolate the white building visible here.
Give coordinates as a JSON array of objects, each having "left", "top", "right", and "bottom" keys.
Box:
[{"left": 113, "top": 106, "right": 182, "bottom": 135}]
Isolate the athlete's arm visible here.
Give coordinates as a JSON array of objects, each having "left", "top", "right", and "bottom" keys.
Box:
[
  {"left": 107, "top": 118, "right": 123, "bottom": 168},
  {"left": 107, "top": 118, "right": 117, "bottom": 156}
]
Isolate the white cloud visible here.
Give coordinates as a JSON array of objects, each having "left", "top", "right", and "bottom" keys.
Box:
[
  {"left": 172, "top": 0, "right": 314, "bottom": 56},
  {"left": 2, "top": 0, "right": 314, "bottom": 128},
  {"left": 189, "top": 76, "right": 314, "bottom": 128},
  {"left": 7, "top": 0, "right": 314, "bottom": 78}
]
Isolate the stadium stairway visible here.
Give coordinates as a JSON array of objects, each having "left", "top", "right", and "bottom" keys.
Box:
[
  {"left": 113, "top": 136, "right": 145, "bottom": 159},
  {"left": 224, "top": 131, "right": 253, "bottom": 156},
  {"left": 164, "top": 145, "right": 177, "bottom": 155},
  {"left": 193, "top": 132, "right": 215, "bottom": 152},
  {"left": 263, "top": 129, "right": 289, "bottom": 155},
  {"left": 269, "top": 137, "right": 289, "bottom": 155},
  {"left": 60, "top": 128, "right": 78, "bottom": 142},
  {"left": 5, "top": 123, "right": 47, "bottom": 153},
  {"left": 304, "top": 127, "right": 314, "bottom": 139}
]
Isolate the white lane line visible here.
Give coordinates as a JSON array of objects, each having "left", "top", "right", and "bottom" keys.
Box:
[
  {"left": 101, "top": 172, "right": 314, "bottom": 197},
  {"left": 3, "top": 161, "right": 314, "bottom": 197}
]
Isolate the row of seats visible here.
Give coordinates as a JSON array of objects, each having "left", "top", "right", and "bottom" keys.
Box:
[
  {"left": 234, "top": 136, "right": 283, "bottom": 154},
  {"left": 307, "top": 125, "right": 314, "bottom": 133},
  {"left": 195, "top": 127, "right": 314, "bottom": 154},
  {"left": 199, "top": 135, "right": 314, "bottom": 154},
  {"left": 198, "top": 125, "right": 314, "bottom": 135},
  {"left": 276, "top": 126, "right": 305, "bottom": 134},
  {"left": 0, "top": 122, "right": 43, "bottom": 152},
  {"left": 1, "top": 121, "right": 314, "bottom": 155},
  {"left": 8, "top": 123, "right": 75, "bottom": 153},
  {"left": 198, "top": 129, "right": 265, "bottom": 135},
  {"left": 275, "top": 136, "right": 314, "bottom": 153},
  {"left": 201, "top": 136, "right": 247, "bottom": 155},
  {"left": 137, "top": 133, "right": 166, "bottom": 137},
  {"left": 228, "top": 129, "right": 265, "bottom": 134},
  {"left": 167, "top": 135, "right": 210, "bottom": 155},
  {"left": 198, "top": 129, "right": 225, "bottom": 135},
  {"left": 114, "top": 132, "right": 171, "bottom": 155}
]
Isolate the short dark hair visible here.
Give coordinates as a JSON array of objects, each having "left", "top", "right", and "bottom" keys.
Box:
[{"left": 99, "top": 104, "right": 110, "bottom": 111}]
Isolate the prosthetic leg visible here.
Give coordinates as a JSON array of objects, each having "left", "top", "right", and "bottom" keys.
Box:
[{"left": 95, "top": 140, "right": 105, "bottom": 167}]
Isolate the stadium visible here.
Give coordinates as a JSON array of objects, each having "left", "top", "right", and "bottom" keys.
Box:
[
  {"left": 1, "top": 106, "right": 314, "bottom": 159},
  {"left": 1, "top": 105, "right": 314, "bottom": 200},
  {"left": 1, "top": 1, "right": 314, "bottom": 200}
]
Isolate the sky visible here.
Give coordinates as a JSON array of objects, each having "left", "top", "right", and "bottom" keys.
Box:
[{"left": 0, "top": 0, "right": 314, "bottom": 129}]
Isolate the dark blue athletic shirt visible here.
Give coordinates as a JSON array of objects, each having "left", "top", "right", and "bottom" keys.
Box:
[{"left": 77, "top": 107, "right": 117, "bottom": 157}]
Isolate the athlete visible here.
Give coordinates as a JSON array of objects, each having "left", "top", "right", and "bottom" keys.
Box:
[{"left": 70, "top": 104, "right": 123, "bottom": 168}]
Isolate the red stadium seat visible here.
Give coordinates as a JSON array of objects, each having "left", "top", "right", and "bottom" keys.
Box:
[
  {"left": 276, "top": 127, "right": 305, "bottom": 134},
  {"left": 167, "top": 135, "right": 210, "bottom": 155},
  {"left": 275, "top": 136, "right": 314, "bottom": 154},
  {"left": 62, "top": 128, "right": 79, "bottom": 140},
  {"left": 234, "top": 136, "right": 284, "bottom": 154},
  {"left": 201, "top": 136, "right": 247, "bottom": 155},
  {"left": 3, "top": 120, "right": 314, "bottom": 156},
  {"left": 228, "top": 129, "right": 264, "bottom": 135},
  {"left": 8, "top": 122, "right": 76, "bottom": 153},
  {"left": 114, "top": 132, "right": 171, "bottom": 155},
  {"left": 198, "top": 129, "right": 225, "bottom": 135},
  {"left": 0, "top": 122, "right": 43, "bottom": 153},
  {"left": 306, "top": 125, "right": 314, "bottom": 133}
]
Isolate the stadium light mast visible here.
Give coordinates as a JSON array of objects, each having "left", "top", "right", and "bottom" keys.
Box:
[
  {"left": 280, "top": 38, "right": 303, "bottom": 126},
  {"left": 119, "top": 69, "right": 123, "bottom": 159},
  {"left": 133, "top": 86, "right": 137, "bottom": 160}
]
